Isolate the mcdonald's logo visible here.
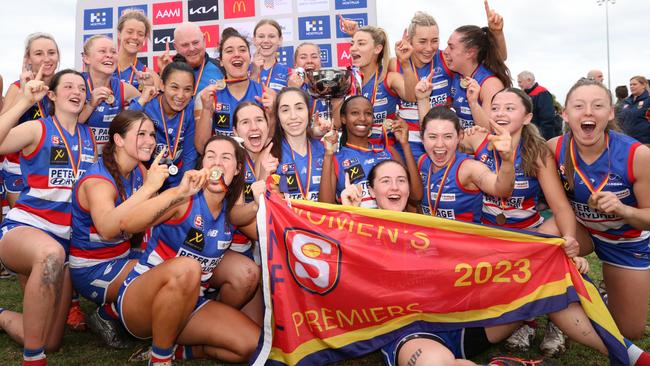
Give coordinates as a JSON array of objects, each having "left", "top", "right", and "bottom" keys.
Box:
[
  {"left": 224, "top": 0, "right": 255, "bottom": 19},
  {"left": 199, "top": 25, "right": 219, "bottom": 48}
]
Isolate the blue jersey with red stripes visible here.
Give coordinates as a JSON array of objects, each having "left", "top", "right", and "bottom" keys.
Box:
[
  {"left": 333, "top": 143, "right": 394, "bottom": 208},
  {"left": 276, "top": 138, "right": 325, "bottom": 201},
  {"left": 259, "top": 62, "right": 290, "bottom": 92},
  {"left": 113, "top": 60, "right": 147, "bottom": 90},
  {"left": 83, "top": 73, "right": 126, "bottom": 153},
  {"left": 231, "top": 157, "right": 256, "bottom": 255},
  {"left": 450, "top": 64, "right": 496, "bottom": 129},
  {"left": 129, "top": 192, "right": 233, "bottom": 295},
  {"left": 418, "top": 152, "right": 482, "bottom": 223},
  {"left": 212, "top": 81, "right": 263, "bottom": 136},
  {"left": 194, "top": 55, "right": 225, "bottom": 96},
  {"left": 4, "top": 116, "right": 95, "bottom": 245},
  {"left": 361, "top": 68, "right": 399, "bottom": 147},
  {"left": 397, "top": 52, "right": 453, "bottom": 159},
  {"left": 130, "top": 96, "right": 197, "bottom": 188},
  {"left": 70, "top": 159, "right": 145, "bottom": 269},
  {"left": 555, "top": 131, "right": 648, "bottom": 246},
  {"left": 474, "top": 137, "right": 543, "bottom": 229},
  {"left": 3, "top": 81, "right": 51, "bottom": 184}
]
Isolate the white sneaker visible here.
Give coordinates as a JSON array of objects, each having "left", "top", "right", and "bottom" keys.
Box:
[
  {"left": 505, "top": 324, "right": 535, "bottom": 352},
  {"left": 540, "top": 321, "right": 566, "bottom": 357}
]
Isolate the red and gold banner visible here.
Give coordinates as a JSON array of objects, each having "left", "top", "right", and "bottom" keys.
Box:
[{"left": 252, "top": 192, "right": 628, "bottom": 366}]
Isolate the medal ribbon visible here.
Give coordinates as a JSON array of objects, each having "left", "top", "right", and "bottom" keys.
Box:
[
  {"left": 246, "top": 154, "right": 258, "bottom": 180},
  {"left": 52, "top": 116, "right": 82, "bottom": 178},
  {"left": 36, "top": 101, "right": 45, "bottom": 119},
  {"left": 492, "top": 140, "right": 518, "bottom": 211},
  {"left": 158, "top": 96, "right": 185, "bottom": 162},
  {"left": 426, "top": 154, "right": 455, "bottom": 216},
  {"left": 569, "top": 134, "right": 610, "bottom": 197},
  {"left": 259, "top": 61, "right": 276, "bottom": 89},
  {"left": 117, "top": 60, "right": 137, "bottom": 85},
  {"left": 193, "top": 61, "right": 206, "bottom": 96},
  {"left": 289, "top": 140, "right": 312, "bottom": 200},
  {"left": 369, "top": 70, "right": 379, "bottom": 105}
]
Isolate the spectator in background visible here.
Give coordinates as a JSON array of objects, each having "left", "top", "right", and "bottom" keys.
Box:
[
  {"left": 517, "top": 71, "right": 557, "bottom": 139},
  {"left": 614, "top": 85, "right": 629, "bottom": 122},
  {"left": 619, "top": 76, "right": 650, "bottom": 144},
  {"left": 551, "top": 94, "right": 564, "bottom": 136},
  {"left": 587, "top": 69, "right": 604, "bottom": 83}
]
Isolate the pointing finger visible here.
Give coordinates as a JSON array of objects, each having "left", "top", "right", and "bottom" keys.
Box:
[
  {"left": 35, "top": 64, "right": 45, "bottom": 81},
  {"left": 344, "top": 172, "right": 351, "bottom": 188}
]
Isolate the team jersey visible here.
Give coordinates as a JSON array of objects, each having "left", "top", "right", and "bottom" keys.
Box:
[
  {"left": 474, "top": 137, "right": 543, "bottom": 229},
  {"left": 130, "top": 96, "right": 197, "bottom": 188},
  {"left": 397, "top": 52, "right": 453, "bottom": 159},
  {"left": 450, "top": 64, "right": 496, "bottom": 129},
  {"left": 212, "top": 81, "right": 263, "bottom": 136},
  {"left": 418, "top": 152, "right": 482, "bottom": 223},
  {"left": 83, "top": 73, "right": 126, "bottom": 154},
  {"left": 193, "top": 55, "right": 225, "bottom": 96},
  {"left": 230, "top": 157, "right": 256, "bottom": 255},
  {"left": 555, "top": 131, "right": 648, "bottom": 246},
  {"left": 4, "top": 116, "right": 95, "bottom": 244},
  {"left": 361, "top": 68, "right": 399, "bottom": 147},
  {"left": 276, "top": 138, "right": 325, "bottom": 201},
  {"left": 70, "top": 159, "right": 145, "bottom": 269},
  {"left": 130, "top": 193, "right": 233, "bottom": 295},
  {"left": 3, "top": 81, "right": 51, "bottom": 185},
  {"left": 258, "top": 61, "right": 290, "bottom": 92},
  {"left": 333, "top": 143, "right": 394, "bottom": 208},
  {"left": 113, "top": 60, "right": 147, "bottom": 90}
]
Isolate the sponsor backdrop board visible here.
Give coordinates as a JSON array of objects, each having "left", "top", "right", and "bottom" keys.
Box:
[{"left": 76, "top": 0, "right": 377, "bottom": 71}]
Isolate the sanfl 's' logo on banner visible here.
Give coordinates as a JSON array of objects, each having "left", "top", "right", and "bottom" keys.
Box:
[{"left": 285, "top": 229, "right": 341, "bottom": 295}]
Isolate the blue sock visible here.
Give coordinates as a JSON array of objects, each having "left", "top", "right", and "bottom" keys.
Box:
[
  {"left": 150, "top": 344, "right": 174, "bottom": 365},
  {"left": 23, "top": 347, "right": 46, "bottom": 365}
]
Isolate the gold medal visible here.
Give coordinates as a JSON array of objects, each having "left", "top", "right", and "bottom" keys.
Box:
[
  {"left": 106, "top": 94, "right": 115, "bottom": 105},
  {"left": 215, "top": 79, "right": 226, "bottom": 90},
  {"left": 138, "top": 83, "right": 144, "bottom": 92},
  {"left": 383, "top": 119, "right": 393, "bottom": 131},
  {"left": 588, "top": 195, "right": 598, "bottom": 209},
  {"left": 460, "top": 77, "right": 469, "bottom": 89},
  {"left": 496, "top": 213, "right": 507, "bottom": 225},
  {"left": 209, "top": 168, "right": 223, "bottom": 182}
]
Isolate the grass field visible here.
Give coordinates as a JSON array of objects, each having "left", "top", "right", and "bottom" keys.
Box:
[{"left": 0, "top": 253, "right": 648, "bottom": 366}]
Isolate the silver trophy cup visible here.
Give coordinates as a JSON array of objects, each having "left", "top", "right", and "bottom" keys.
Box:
[{"left": 305, "top": 68, "right": 353, "bottom": 124}]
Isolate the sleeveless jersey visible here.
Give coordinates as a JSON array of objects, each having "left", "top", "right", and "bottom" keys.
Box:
[
  {"left": 474, "top": 138, "right": 543, "bottom": 229},
  {"left": 113, "top": 60, "right": 147, "bottom": 90},
  {"left": 555, "top": 131, "right": 649, "bottom": 245},
  {"left": 70, "top": 159, "right": 145, "bottom": 268},
  {"left": 231, "top": 157, "right": 256, "bottom": 254},
  {"left": 132, "top": 193, "right": 233, "bottom": 295},
  {"left": 6, "top": 116, "right": 95, "bottom": 242},
  {"left": 83, "top": 73, "right": 126, "bottom": 154},
  {"left": 131, "top": 96, "right": 197, "bottom": 188},
  {"left": 4, "top": 80, "right": 51, "bottom": 178},
  {"left": 259, "top": 62, "right": 290, "bottom": 92},
  {"left": 276, "top": 138, "right": 324, "bottom": 201},
  {"left": 362, "top": 68, "right": 399, "bottom": 147},
  {"left": 450, "top": 64, "right": 496, "bottom": 129},
  {"left": 397, "top": 52, "right": 453, "bottom": 159},
  {"left": 333, "top": 143, "right": 394, "bottom": 208},
  {"left": 418, "top": 152, "right": 482, "bottom": 223},
  {"left": 212, "top": 81, "right": 263, "bottom": 136},
  {"left": 194, "top": 55, "right": 225, "bottom": 96}
]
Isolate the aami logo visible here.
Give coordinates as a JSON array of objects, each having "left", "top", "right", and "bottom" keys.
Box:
[
  {"left": 337, "top": 43, "right": 352, "bottom": 67},
  {"left": 152, "top": 1, "right": 183, "bottom": 25},
  {"left": 277, "top": 46, "right": 294, "bottom": 68},
  {"left": 298, "top": 16, "right": 331, "bottom": 40},
  {"left": 199, "top": 25, "right": 220, "bottom": 48},
  {"left": 285, "top": 228, "right": 341, "bottom": 295},
  {"left": 223, "top": 0, "right": 255, "bottom": 19},
  {"left": 152, "top": 29, "right": 175, "bottom": 52},
  {"left": 84, "top": 8, "right": 113, "bottom": 30},
  {"left": 336, "top": 13, "right": 368, "bottom": 38},
  {"left": 335, "top": 0, "right": 368, "bottom": 9},
  {"left": 188, "top": 0, "right": 219, "bottom": 22},
  {"left": 318, "top": 44, "right": 332, "bottom": 67}
]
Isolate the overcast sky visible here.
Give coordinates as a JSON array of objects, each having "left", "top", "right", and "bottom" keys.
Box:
[{"left": 1, "top": 0, "right": 648, "bottom": 104}]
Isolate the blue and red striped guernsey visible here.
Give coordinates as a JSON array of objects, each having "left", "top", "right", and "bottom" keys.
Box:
[
  {"left": 82, "top": 73, "right": 125, "bottom": 154},
  {"left": 333, "top": 143, "right": 394, "bottom": 209},
  {"left": 450, "top": 64, "right": 496, "bottom": 129},
  {"left": 129, "top": 192, "right": 233, "bottom": 295},
  {"left": 69, "top": 159, "right": 145, "bottom": 269},
  {"left": 418, "top": 151, "right": 482, "bottom": 223},
  {"left": 6, "top": 116, "right": 95, "bottom": 244},
  {"left": 474, "top": 137, "right": 543, "bottom": 229},
  {"left": 555, "top": 130, "right": 648, "bottom": 246},
  {"left": 361, "top": 68, "right": 399, "bottom": 148}
]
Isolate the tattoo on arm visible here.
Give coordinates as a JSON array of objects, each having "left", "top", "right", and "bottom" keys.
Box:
[
  {"left": 407, "top": 348, "right": 423, "bottom": 366},
  {"left": 152, "top": 196, "right": 185, "bottom": 222}
]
